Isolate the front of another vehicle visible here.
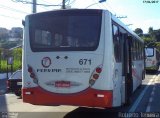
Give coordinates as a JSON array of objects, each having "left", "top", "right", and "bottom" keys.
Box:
[{"left": 145, "top": 47, "right": 159, "bottom": 71}]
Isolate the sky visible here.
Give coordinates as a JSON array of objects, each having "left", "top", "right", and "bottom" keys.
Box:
[{"left": 0, "top": 0, "right": 160, "bottom": 33}]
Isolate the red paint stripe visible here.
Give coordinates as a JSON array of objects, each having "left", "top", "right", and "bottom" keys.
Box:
[{"left": 22, "top": 87, "right": 113, "bottom": 108}]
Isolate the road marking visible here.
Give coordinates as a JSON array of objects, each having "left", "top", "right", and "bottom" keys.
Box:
[
  {"left": 149, "top": 97, "right": 153, "bottom": 102},
  {"left": 153, "top": 86, "right": 156, "bottom": 91},
  {"left": 151, "top": 91, "right": 154, "bottom": 96},
  {"left": 146, "top": 106, "right": 151, "bottom": 112},
  {"left": 129, "top": 75, "right": 156, "bottom": 112},
  {"left": 146, "top": 76, "right": 157, "bottom": 112}
]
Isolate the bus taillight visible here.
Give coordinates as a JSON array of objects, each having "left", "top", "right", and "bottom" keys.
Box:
[
  {"left": 28, "top": 65, "right": 38, "bottom": 84},
  {"left": 89, "top": 65, "right": 102, "bottom": 87},
  {"left": 93, "top": 74, "right": 99, "bottom": 79},
  {"left": 96, "top": 68, "right": 102, "bottom": 73},
  {"left": 28, "top": 67, "right": 33, "bottom": 73}
]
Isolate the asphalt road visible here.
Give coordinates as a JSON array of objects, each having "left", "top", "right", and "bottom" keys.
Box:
[{"left": 0, "top": 72, "right": 160, "bottom": 118}]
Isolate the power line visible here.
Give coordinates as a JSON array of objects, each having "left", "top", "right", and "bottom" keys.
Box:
[
  {"left": 0, "top": 14, "right": 22, "bottom": 20},
  {"left": 38, "top": 0, "right": 59, "bottom": 10},
  {"left": 99, "top": 2, "right": 108, "bottom": 9},
  {"left": 68, "top": 0, "right": 76, "bottom": 5},
  {"left": 11, "top": 0, "right": 62, "bottom": 7},
  {"left": 69, "top": 0, "right": 76, "bottom": 6},
  {"left": 92, "top": 0, "right": 102, "bottom": 9},
  {"left": 0, "top": 4, "right": 29, "bottom": 14},
  {"left": 40, "top": 0, "right": 55, "bottom": 5}
]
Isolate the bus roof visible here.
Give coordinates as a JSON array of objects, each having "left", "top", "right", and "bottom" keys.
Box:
[{"left": 111, "top": 12, "right": 143, "bottom": 43}]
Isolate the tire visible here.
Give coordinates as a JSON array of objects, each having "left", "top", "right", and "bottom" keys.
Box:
[
  {"left": 142, "top": 70, "right": 145, "bottom": 80},
  {"left": 124, "top": 97, "right": 131, "bottom": 106},
  {"left": 15, "top": 90, "right": 21, "bottom": 96}
]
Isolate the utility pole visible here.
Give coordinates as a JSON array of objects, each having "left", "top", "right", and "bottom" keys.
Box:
[
  {"left": 32, "top": 0, "right": 37, "bottom": 13},
  {"left": 85, "top": 0, "right": 106, "bottom": 8},
  {"left": 62, "top": 0, "right": 65, "bottom": 9}
]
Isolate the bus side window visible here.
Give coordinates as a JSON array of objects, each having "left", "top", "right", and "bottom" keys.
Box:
[{"left": 113, "top": 24, "right": 121, "bottom": 62}]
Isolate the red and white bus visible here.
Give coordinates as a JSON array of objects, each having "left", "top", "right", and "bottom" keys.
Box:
[{"left": 22, "top": 9, "right": 145, "bottom": 108}]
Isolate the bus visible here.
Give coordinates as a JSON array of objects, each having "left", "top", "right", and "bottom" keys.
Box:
[
  {"left": 145, "top": 47, "right": 160, "bottom": 72},
  {"left": 22, "top": 9, "right": 145, "bottom": 108}
]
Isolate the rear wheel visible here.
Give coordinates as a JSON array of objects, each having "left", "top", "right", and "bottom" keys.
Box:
[
  {"left": 124, "top": 97, "right": 131, "bottom": 106},
  {"left": 15, "top": 90, "right": 21, "bottom": 96}
]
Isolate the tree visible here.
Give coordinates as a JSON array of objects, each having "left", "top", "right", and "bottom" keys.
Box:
[
  {"left": 134, "top": 28, "right": 143, "bottom": 37},
  {"left": 0, "top": 28, "right": 9, "bottom": 41},
  {"left": 148, "top": 27, "right": 156, "bottom": 40}
]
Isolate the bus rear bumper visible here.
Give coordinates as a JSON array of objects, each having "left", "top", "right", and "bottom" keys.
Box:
[{"left": 22, "top": 87, "right": 113, "bottom": 108}]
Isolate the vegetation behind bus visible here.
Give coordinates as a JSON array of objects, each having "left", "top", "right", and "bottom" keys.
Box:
[
  {"left": 0, "top": 48, "right": 22, "bottom": 73},
  {"left": 134, "top": 27, "right": 160, "bottom": 51}
]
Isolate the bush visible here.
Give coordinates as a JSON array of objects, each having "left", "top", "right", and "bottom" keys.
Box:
[
  {"left": 0, "top": 59, "right": 21, "bottom": 73},
  {"left": 0, "top": 48, "right": 22, "bottom": 73}
]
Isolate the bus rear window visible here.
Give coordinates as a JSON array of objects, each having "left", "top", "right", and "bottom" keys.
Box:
[
  {"left": 29, "top": 10, "right": 102, "bottom": 51},
  {"left": 145, "top": 48, "right": 154, "bottom": 57}
]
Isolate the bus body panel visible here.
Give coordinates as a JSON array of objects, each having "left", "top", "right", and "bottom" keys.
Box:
[
  {"left": 25, "top": 53, "right": 104, "bottom": 94},
  {"left": 132, "top": 60, "right": 143, "bottom": 91},
  {"left": 92, "top": 11, "right": 114, "bottom": 91},
  {"left": 23, "top": 87, "right": 113, "bottom": 108}
]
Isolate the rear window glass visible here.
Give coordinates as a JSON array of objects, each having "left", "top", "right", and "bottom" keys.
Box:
[
  {"left": 145, "top": 48, "right": 154, "bottom": 57},
  {"left": 29, "top": 10, "right": 102, "bottom": 51}
]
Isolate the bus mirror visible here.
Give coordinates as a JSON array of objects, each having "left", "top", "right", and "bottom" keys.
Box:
[{"left": 22, "top": 20, "right": 25, "bottom": 27}]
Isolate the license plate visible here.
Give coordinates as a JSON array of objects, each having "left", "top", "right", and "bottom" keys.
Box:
[
  {"left": 55, "top": 81, "right": 70, "bottom": 88},
  {"left": 17, "top": 82, "right": 22, "bottom": 85}
]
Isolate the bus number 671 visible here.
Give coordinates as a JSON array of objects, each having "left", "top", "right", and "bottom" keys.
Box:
[{"left": 79, "top": 59, "right": 91, "bottom": 65}]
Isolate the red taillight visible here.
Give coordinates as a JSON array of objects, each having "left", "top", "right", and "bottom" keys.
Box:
[
  {"left": 28, "top": 65, "right": 38, "bottom": 84},
  {"left": 93, "top": 74, "right": 99, "bottom": 79},
  {"left": 30, "top": 73, "right": 35, "bottom": 78},
  {"left": 28, "top": 67, "right": 33, "bottom": 73},
  {"left": 96, "top": 68, "right": 102, "bottom": 73},
  {"left": 89, "top": 65, "right": 102, "bottom": 87}
]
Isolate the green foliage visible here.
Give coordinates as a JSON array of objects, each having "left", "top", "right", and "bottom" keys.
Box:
[
  {"left": 144, "top": 28, "right": 160, "bottom": 51},
  {"left": 135, "top": 27, "right": 160, "bottom": 52},
  {"left": 155, "top": 42, "right": 160, "bottom": 52},
  {"left": 142, "top": 37, "right": 152, "bottom": 43},
  {"left": 0, "top": 48, "right": 22, "bottom": 73},
  {"left": 134, "top": 28, "right": 143, "bottom": 37},
  {"left": 0, "top": 40, "right": 22, "bottom": 49},
  {"left": 0, "top": 60, "right": 21, "bottom": 73}
]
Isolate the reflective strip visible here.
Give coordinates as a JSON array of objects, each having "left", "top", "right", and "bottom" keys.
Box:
[
  {"left": 25, "top": 92, "right": 31, "bottom": 95},
  {"left": 97, "top": 94, "right": 104, "bottom": 98}
]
